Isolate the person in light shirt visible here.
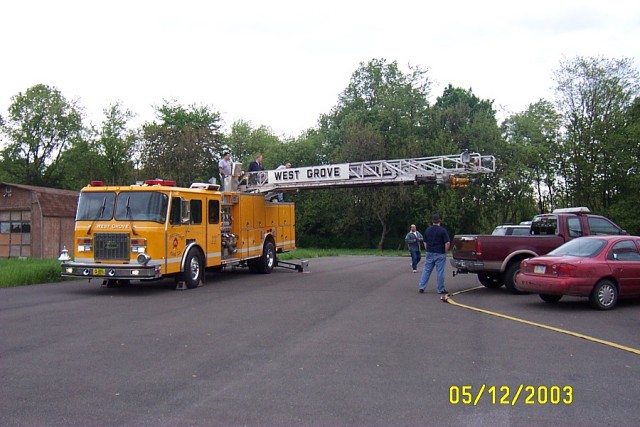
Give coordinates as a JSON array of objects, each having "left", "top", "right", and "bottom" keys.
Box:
[
  {"left": 218, "top": 152, "right": 232, "bottom": 190},
  {"left": 405, "top": 224, "right": 424, "bottom": 273}
]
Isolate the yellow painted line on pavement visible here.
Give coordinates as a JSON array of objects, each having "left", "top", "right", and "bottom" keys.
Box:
[{"left": 443, "top": 288, "right": 640, "bottom": 356}]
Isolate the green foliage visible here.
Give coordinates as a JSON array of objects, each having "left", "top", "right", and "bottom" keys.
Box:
[
  {"left": 267, "top": 130, "right": 329, "bottom": 170},
  {"left": 56, "top": 137, "right": 104, "bottom": 190},
  {"left": 601, "top": 96, "right": 640, "bottom": 234},
  {"left": 553, "top": 56, "right": 640, "bottom": 211},
  {"left": 97, "top": 102, "right": 137, "bottom": 185},
  {"left": 1, "top": 84, "right": 84, "bottom": 187},
  {"left": 139, "top": 102, "right": 223, "bottom": 186},
  {"left": 313, "top": 59, "right": 432, "bottom": 249},
  {"left": 225, "top": 120, "right": 283, "bottom": 170},
  {"left": 320, "top": 58, "right": 431, "bottom": 161},
  {"left": 501, "top": 100, "right": 562, "bottom": 214},
  {"left": 56, "top": 102, "right": 138, "bottom": 189},
  {"left": 0, "top": 258, "right": 67, "bottom": 287},
  {"left": 425, "top": 84, "right": 505, "bottom": 233}
]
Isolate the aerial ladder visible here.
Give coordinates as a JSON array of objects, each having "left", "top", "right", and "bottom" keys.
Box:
[{"left": 236, "top": 151, "right": 495, "bottom": 196}]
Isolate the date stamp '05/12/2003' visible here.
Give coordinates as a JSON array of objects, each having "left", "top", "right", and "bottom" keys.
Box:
[{"left": 449, "top": 385, "right": 573, "bottom": 406}]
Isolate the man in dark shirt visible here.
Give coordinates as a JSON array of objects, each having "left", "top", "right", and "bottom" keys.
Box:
[
  {"left": 248, "top": 154, "right": 265, "bottom": 185},
  {"left": 418, "top": 214, "right": 451, "bottom": 294}
]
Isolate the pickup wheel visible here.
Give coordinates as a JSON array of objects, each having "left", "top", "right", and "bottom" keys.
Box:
[
  {"left": 477, "top": 273, "right": 503, "bottom": 289},
  {"left": 504, "top": 262, "right": 527, "bottom": 294}
]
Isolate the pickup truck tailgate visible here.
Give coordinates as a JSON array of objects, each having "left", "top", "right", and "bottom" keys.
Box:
[{"left": 451, "top": 235, "right": 478, "bottom": 259}]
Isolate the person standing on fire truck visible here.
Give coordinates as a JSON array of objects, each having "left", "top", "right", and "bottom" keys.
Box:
[
  {"left": 218, "top": 152, "right": 232, "bottom": 190},
  {"left": 248, "top": 154, "right": 265, "bottom": 185}
]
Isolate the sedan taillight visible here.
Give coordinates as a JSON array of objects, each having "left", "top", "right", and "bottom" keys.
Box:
[{"left": 552, "top": 263, "right": 578, "bottom": 277}]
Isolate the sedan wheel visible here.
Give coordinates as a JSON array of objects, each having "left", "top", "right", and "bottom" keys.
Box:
[
  {"left": 589, "top": 279, "right": 618, "bottom": 310},
  {"left": 539, "top": 293, "right": 562, "bottom": 303}
]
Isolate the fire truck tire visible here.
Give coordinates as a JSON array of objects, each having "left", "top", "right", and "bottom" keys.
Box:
[
  {"left": 248, "top": 241, "right": 275, "bottom": 274},
  {"left": 183, "top": 249, "right": 204, "bottom": 289}
]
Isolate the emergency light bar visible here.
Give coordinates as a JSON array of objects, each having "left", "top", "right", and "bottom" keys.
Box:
[{"left": 144, "top": 179, "right": 176, "bottom": 186}]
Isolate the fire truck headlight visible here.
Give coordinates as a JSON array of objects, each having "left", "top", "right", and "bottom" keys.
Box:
[
  {"left": 137, "top": 253, "right": 151, "bottom": 266},
  {"left": 65, "top": 267, "right": 74, "bottom": 274}
]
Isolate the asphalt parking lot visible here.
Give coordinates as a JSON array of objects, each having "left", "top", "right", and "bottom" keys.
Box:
[{"left": 1, "top": 256, "right": 639, "bottom": 426}]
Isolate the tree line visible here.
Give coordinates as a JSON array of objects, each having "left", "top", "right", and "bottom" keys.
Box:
[{"left": 1, "top": 56, "right": 639, "bottom": 249}]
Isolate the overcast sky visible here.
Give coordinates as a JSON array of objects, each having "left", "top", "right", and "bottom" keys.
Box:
[{"left": 1, "top": 0, "right": 639, "bottom": 137}]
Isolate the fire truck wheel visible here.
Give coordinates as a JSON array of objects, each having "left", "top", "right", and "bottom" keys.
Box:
[
  {"left": 183, "top": 249, "right": 204, "bottom": 289},
  {"left": 248, "top": 241, "right": 275, "bottom": 274}
]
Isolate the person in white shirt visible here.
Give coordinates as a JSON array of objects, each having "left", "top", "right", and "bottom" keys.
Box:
[{"left": 218, "top": 152, "right": 232, "bottom": 190}]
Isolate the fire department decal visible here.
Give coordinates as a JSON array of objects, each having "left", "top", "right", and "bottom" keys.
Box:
[{"left": 169, "top": 233, "right": 184, "bottom": 257}]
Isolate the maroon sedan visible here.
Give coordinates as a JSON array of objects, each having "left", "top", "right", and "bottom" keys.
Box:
[{"left": 515, "top": 235, "right": 640, "bottom": 310}]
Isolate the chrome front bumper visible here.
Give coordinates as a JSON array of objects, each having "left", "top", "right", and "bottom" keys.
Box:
[{"left": 61, "top": 262, "right": 162, "bottom": 280}]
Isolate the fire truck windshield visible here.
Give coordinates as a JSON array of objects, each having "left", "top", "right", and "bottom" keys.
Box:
[
  {"left": 114, "top": 192, "right": 169, "bottom": 223},
  {"left": 76, "top": 192, "right": 116, "bottom": 220}
]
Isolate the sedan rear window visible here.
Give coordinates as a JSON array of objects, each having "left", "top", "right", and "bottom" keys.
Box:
[{"left": 548, "top": 238, "right": 606, "bottom": 257}]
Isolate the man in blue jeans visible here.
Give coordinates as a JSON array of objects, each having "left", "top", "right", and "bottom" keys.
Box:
[
  {"left": 405, "top": 224, "right": 424, "bottom": 273},
  {"left": 418, "top": 214, "right": 451, "bottom": 294}
]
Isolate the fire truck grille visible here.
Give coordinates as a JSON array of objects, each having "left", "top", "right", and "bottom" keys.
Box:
[{"left": 94, "top": 233, "right": 130, "bottom": 261}]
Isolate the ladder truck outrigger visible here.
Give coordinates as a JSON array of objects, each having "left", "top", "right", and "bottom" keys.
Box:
[{"left": 60, "top": 151, "right": 495, "bottom": 289}]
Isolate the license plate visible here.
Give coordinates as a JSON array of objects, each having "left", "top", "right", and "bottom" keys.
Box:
[
  {"left": 534, "top": 265, "right": 546, "bottom": 274},
  {"left": 93, "top": 268, "right": 106, "bottom": 276}
]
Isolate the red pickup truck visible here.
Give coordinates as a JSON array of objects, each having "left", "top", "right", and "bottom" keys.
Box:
[{"left": 450, "top": 207, "right": 627, "bottom": 293}]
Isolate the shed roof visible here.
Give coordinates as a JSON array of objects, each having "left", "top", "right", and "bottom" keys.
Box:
[{"left": 1, "top": 182, "right": 79, "bottom": 217}]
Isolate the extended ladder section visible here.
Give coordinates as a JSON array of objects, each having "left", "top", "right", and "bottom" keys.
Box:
[{"left": 242, "top": 152, "right": 496, "bottom": 193}]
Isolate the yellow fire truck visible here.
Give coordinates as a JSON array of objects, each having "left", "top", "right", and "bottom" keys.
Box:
[{"left": 60, "top": 152, "right": 495, "bottom": 289}]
